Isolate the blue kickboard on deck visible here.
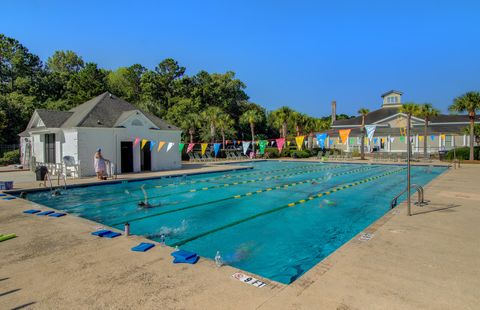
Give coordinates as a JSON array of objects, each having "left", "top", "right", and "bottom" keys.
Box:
[
  {"left": 36, "top": 210, "right": 54, "bottom": 216},
  {"left": 91, "top": 229, "right": 111, "bottom": 237},
  {"left": 102, "top": 231, "right": 121, "bottom": 238},
  {"left": 171, "top": 250, "right": 197, "bottom": 261},
  {"left": 2, "top": 196, "right": 16, "bottom": 200},
  {"left": 0, "top": 193, "right": 6, "bottom": 196},
  {"left": 131, "top": 242, "right": 155, "bottom": 252},
  {"left": 173, "top": 255, "right": 199, "bottom": 264},
  {"left": 23, "top": 209, "right": 41, "bottom": 214},
  {"left": 49, "top": 213, "right": 66, "bottom": 217}
]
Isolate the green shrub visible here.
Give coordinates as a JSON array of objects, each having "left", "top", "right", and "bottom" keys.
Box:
[
  {"left": 290, "top": 149, "right": 311, "bottom": 158},
  {"left": 445, "top": 147, "right": 480, "bottom": 160},
  {"left": 0, "top": 149, "right": 20, "bottom": 165},
  {"left": 351, "top": 149, "right": 360, "bottom": 157},
  {"left": 265, "top": 147, "right": 290, "bottom": 158}
]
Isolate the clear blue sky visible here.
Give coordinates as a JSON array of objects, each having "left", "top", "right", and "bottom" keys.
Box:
[{"left": 2, "top": 0, "right": 479, "bottom": 116}]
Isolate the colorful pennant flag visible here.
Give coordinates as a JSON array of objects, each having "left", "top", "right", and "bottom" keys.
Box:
[
  {"left": 178, "top": 143, "right": 184, "bottom": 153},
  {"left": 440, "top": 134, "right": 446, "bottom": 141},
  {"left": 295, "top": 136, "right": 305, "bottom": 150},
  {"left": 349, "top": 137, "right": 355, "bottom": 145},
  {"left": 275, "top": 138, "right": 285, "bottom": 152},
  {"left": 259, "top": 140, "right": 268, "bottom": 154},
  {"left": 287, "top": 141, "right": 291, "bottom": 147},
  {"left": 381, "top": 138, "right": 385, "bottom": 144},
  {"left": 213, "top": 143, "right": 221, "bottom": 157},
  {"left": 141, "top": 139, "right": 148, "bottom": 149},
  {"left": 157, "top": 141, "right": 166, "bottom": 152},
  {"left": 373, "top": 138, "right": 378, "bottom": 144},
  {"left": 418, "top": 136, "right": 424, "bottom": 142},
  {"left": 133, "top": 137, "right": 140, "bottom": 147},
  {"left": 365, "top": 125, "right": 376, "bottom": 141},
  {"left": 201, "top": 143, "right": 208, "bottom": 155},
  {"left": 338, "top": 129, "right": 351, "bottom": 145},
  {"left": 242, "top": 141, "right": 251, "bottom": 155},
  {"left": 316, "top": 133, "right": 327, "bottom": 148},
  {"left": 400, "top": 136, "right": 405, "bottom": 142},
  {"left": 149, "top": 140, "right": 156, "bottom": 151},
  {"left": 187, "top": 143, "right": 195, "bottom": 153},
  {"left": 430, "top": 135, "right": 435, "bottom": 141}
]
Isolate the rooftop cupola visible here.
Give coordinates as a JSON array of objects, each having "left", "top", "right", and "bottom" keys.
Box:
[{"left": 381, "top": 90, "right": 403, "bottom": 108}]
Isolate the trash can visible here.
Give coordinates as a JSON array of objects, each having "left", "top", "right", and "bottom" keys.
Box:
[
  {"left": 438, "top": 150, "right": 447, "bottom": 161},
  {"left": 35, "top": 166, "right": 48, "bottom": 181}
]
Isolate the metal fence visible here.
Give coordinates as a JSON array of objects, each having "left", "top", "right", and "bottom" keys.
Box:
[{"left": 0, "top": 144, "right": 19, "bottom": 157}]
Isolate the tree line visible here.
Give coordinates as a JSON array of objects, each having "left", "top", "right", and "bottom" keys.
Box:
[{"left": 0, "top": 34, "right": 354, "bottom": 145}]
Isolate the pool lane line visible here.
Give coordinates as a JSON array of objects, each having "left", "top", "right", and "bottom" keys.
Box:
[
  {"left": 153, "top": 163, "right": 323, "bottom": 188},
  {"left": 32, "top": 163, "right": 326, "bottom": 205},
  {"left": 169, "top": 167, "right": 407, "bottom": 247},
  {"left": 109, "top": 165, "right": 383, "bottom": 227},
  {"left": 95, "top": 164, "right": 346, "bottom": 209}
]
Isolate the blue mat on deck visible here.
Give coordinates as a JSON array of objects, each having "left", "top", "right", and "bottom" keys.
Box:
[
  {"left": 23, "top": 209, "right": 41, "bottom": 214},
  {"left": 49, "top": 213, "right": 66, "bottom": 217},
  {"left": 2, "top": 196, "right": 16, "bottom": 200},
  {"left": 102, "top": 231, "right": 121, "bottom": 238},
  {"left": 36, "top": 210, "right": 54, "bottom": 216},
  {"left": 91, "top": 229, "right": 111, "bottom": 237},
  {"left": 131, "top": 242, "right": 155, "bottom": 252},
  {"left": 171, "top": 250, "right": 199, "bottom": 264}
]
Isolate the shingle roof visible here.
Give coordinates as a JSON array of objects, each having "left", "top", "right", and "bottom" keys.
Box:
[
  {"left": 35, "top": 110, "right": 74, "bottom": 128},
  {"left": 381, "top": 90, "right": 403, "bottom": 98},
  {"left": 332, "top": 106, "right": 478, "bottom": 127},
  {"left": 332, "top": 107, "right": 400, "bottom": 126},
  {"left": 27, "top": 92, "right": 178, "bottom": 131}
]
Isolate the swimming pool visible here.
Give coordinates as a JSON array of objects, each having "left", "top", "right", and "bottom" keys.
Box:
[{"left": 21, "top": 161, "right": 447, "bottom": 284}]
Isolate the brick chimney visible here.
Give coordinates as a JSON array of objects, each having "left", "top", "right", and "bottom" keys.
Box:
[{"left": 331, "top": 100, "right": 337, "bottom": 124}]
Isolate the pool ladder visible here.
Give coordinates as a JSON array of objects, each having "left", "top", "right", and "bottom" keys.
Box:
[
  {"left": 391, "top": 184, "right": 427, "bottom": 209},
  {"left": 43, "top": 172, "right": 67, "bottom": 192}
]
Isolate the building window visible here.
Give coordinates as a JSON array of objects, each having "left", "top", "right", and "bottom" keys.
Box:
[
  {"left": 44, "top": 133, "right": 56, "bottom": 163},
  {"left": 387, "top": 96, "right": 398, "bottom": 104}
]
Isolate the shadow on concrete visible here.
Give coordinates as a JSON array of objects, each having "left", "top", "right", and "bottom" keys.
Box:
[
  {"left": 0, "top": 288, "right": 21, "bottom": 297},
  {"left": 11, "top": 302, "right": 36, "bottom": 310},
  {"left": 413, "top": 203, "right": 461, "bottom": 216},
  {"left": 0, "top": 277, "right": 9, "bottom": 282}
]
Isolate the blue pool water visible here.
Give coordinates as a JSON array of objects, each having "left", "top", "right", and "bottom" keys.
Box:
[{"left": 22, "top": 161, "right": 447, "bottom": 284}]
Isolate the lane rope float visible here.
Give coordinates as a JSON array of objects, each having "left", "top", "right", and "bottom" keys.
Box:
[
  {"left": 94, "top": 164, "right": 346, "bottom": 209},
  {"left": 109, "top": 165, "right": 384, "bottom": 226},
  {"left": 169, "top": 167, "right": 407, "bottom": 247}
]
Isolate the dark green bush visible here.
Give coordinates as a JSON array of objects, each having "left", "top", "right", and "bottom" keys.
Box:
[
  {"left": 265, "top": 147, "right": 291, "bottom": 158},
  {"left": 0, "top": 149, "right": 20, "bottom": 165},
  {"left": 445, "top": 147, "right": 480, "bottom": 160},
  {"left": 290, "top": 149, "right": 311, "bottom": 158}
]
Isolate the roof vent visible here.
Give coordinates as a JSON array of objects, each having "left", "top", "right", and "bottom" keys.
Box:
[
  {"left": 97, "top": 120, "right": 102, "bottom": 125},
  {"left": 109, "top": 93, "right": 113, "bottom": 98}
]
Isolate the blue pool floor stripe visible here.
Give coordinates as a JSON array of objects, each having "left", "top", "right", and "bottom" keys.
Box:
[
  {"left": 109, "top": 165, "right": 381, "bottom": 227},
  {"left": 169, "top": 167, "right": 406, "bottom": 247},
  {"left": 85, "top": 164, "right": 346, "bottom": 210}
]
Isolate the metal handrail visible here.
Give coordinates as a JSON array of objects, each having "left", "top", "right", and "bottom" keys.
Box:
[{"left": 391, "top": 184, "right": 426, "bottom": 209}]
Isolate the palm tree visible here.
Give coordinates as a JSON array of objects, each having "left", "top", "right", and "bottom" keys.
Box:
[
  {"left": 217, "top": 113, "right": 235, "bottom": 149},
  {"left": 270, "top": 106, "right": 293, "bottom": 138},
  {"left": 400, "top": 103, "right": 420, "bottom": 216},
  {"left": 201, "top": 106, "right": 224, "bottom": 144},
  {"left": 292, "top": 112, "right": 308, "bottom": 136},
  {"left": 415, "top": 104, "right": 440, "bottom": 159},
  {"left": 449, "top": 91, "right": 480, "bottom": 161},
  {"left": 240, "top": 109, "right": 263, "bottom": 152},
  {"left": 304, "top": 117, "right": 329, "bottom": 149},
  {"left": 358, "top": 108, "right": 370, "bottom": 160},
  {"left": 180, "top": 113, "right": 202, "bottom": 143}
]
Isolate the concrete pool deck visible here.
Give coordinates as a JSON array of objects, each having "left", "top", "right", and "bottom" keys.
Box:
[{"left": 1, "top": 161, "right": 479, "bottom": 309}]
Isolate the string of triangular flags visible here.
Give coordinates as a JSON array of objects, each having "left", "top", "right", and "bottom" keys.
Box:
[{"left": 131, "top": 129, "right": 451, "bottom": 157}]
